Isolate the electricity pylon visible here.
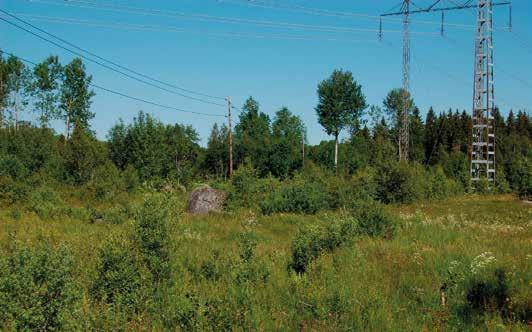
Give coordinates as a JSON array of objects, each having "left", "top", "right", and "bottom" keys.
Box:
[
  {"left": 380, "top": 0, "right": 511, "bottom": 178},
  {"left": 470, "top": 0, "right": 496, "bottom": 183}
]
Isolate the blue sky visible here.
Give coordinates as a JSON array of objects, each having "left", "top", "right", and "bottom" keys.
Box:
[{"left": 2, "top": 0, "right": 531, "bottom": 145}]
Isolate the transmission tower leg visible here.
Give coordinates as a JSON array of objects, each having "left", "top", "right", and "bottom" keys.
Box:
[{"left": 471, "top": 0, "right": 496, "bottom": 184}]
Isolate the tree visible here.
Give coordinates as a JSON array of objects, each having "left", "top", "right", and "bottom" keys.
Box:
[
  {"left": 424, "top": 107, "right": 438, "bottom": 164},
  {"left": 234, "top": 97, "right": 271, "bottom": 175},
  {"left": 203, "top": 123, "right": 229, "bottom": 178},
  {"left": 316, "top": 69, "right": 367, "bottom": 169},
  {"left": 5, "top": 56, "right": 32, "bottom": 131},
  {"left": 270, "top": 107, "right": 306, "bottom": 177},
  {"left": 409, "top": 107, "right": 425, "bottom": 163},
  {"left": 0, "top": 53, "right": 9, "bottom": 128},
  {"left": 32, "top": 56, "right": 63, "bottom": 127},
  {"left": 60, "top": 58, "right": 94, "bottom": 138},
  {"left": 107, "top": 111, "right": 200, "bottom": 183},
  {"left": 65, "top": 120, "right": 106, "bottom": 183},
  {"left": 383, "top": 88, "right": 414, "bottom": 159}
]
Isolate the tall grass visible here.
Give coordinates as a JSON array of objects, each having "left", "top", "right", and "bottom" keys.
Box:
[{"left": 0, "top": 193, "right": 529, "bottom": 330}]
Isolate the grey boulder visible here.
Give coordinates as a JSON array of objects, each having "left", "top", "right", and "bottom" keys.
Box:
[{"left": 187, "top": 186, "right": 227, "bottom": 215}]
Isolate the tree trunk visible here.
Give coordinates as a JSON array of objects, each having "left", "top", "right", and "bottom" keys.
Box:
[
  {"left": 334, "top": 133, "right": 339, "bottom": 171},
  {"left": 302, "top": 136, "right": 305, "bottom": 167},
  {"left": 65, "top": 101, "right": 71, "bottom": 140},
  {"left": 14, "top": 94, "right": 18, "bottom": 132},
  {"left": 65, "top": 111, "right": 70, "bottom": 140}
]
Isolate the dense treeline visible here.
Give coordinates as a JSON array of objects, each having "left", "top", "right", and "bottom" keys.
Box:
[{"left": 0, "top": 54, "right": 530, "bottom": 202}]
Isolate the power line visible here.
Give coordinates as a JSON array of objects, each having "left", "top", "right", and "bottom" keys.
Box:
[
  {"left": 0, "top": 50, "right": 226, "bottom": 118},
  {"left": 442, "top": 35, "right": 531, "bottom": 89},
  {"left": 383, "top": 40, "right": 527, "bottom": 112},
  {"left": 12, "top": 14, "right": 384, "bottom": 44},
  {"left": 217, "top": 0, "right": 477, "bottom": 29},
  {"left": 25, "top": 0, "right": 440, "bottom": 36},
  {"left": 0, "top": 10, "right": 228, "bottom": 106}
]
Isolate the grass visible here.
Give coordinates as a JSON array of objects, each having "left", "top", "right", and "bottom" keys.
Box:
[{"left": 0, "top": 193, "right": 530, "bottom": 330}]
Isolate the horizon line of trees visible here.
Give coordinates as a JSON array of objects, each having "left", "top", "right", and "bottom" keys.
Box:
[{"left": 1, "top": 54, "right": 530, "bottom": 196}]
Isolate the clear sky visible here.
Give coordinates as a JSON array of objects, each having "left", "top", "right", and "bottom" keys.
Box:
[{"left": 2, "top": 0, "right": 531, "bottom": 145}]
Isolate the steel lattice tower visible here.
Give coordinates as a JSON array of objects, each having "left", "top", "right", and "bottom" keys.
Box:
[
  {"left": 399, "top": 0, "right": 411, "bottom": 162},
  {"left": 471, "top": 0, "right": 496, "bottom": 183}
]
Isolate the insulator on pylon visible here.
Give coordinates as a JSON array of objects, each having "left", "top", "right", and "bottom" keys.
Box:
[
  {"left": 441, "top": 12, "right": 445, "bottom": 36},
  {"left": 379, "top": 17, "right": 383, "bottom": 41}
]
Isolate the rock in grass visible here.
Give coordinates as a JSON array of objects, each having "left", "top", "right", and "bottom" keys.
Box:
[{"left": 187, "top": 186, "right": 227, "bottom": 215}]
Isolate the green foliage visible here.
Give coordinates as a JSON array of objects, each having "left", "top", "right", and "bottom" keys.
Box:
[
  {"left": 134, "top": 196, "right": 171, "bottom": 282},
  {"left": 60, "top": 58, "right": 95, "bottom": 132},
  {"left": 0, "top": 155, "right": 28, "bottom": 179},
  {"left": 227, "top": 162, "right": 279, "bottom": 210},
  {"left": 0, "top": 176, "right": 30, "bottom": 204},
  {"left": 351, "top": 200, "right": 397, "bottom": 239},
  {"left": 504, "top": 155, "right": 531, "bottom": 199},
  {"left": 28, "top": 187, "right": 67, "bottom": 219},
  {"left": 202, "top": 123, "right": 229, "bottom": 178},
  {"left": 260, "top": 175, "right": 329, "bottom": 215},
  {"left": 31, "top": 56, "right": 63, "bottom": 127},
  {"left": 89, "top": 161, "right": 124, "bottom": 200},
  {"left": 289, "top": 218, "right": 357, "bottom": 274},
  {"left": 65, "top": 122, "right": 106, "bottom": 184},
  {"left": 107, "top": 111, "right": 200, "bottom": 183},
  {"left": 234, "top": 97, "right": 272, "bottom": 175},
  {"left": 443, "top": 255, "right": 530, "bottom": 325},
  {"left": 378, "top": 162, "right": 427, "bottom": 204},
  {"left": 122, "top": 164, "right": 140, "bottom": 193},
  {"left": 270, "top": 107, "right": 306, "bottom": 178},
  {"left": 0, "top": 242, "right": 79, "bottom": 331},
  {"left": 316, "top": 69, "right": 367, "bottom": 168},
  {"left": 90, "top": 236, "right": 143, "bottom": 312}
]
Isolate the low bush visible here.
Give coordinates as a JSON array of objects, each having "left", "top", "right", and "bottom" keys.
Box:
[
  {"left": 89, "top": 161, "right": 124, "bottom": 200},
  {"left": 0, "top": 242, "right": 79, "bottom": 331},
  {"left": 0, "top": 155, "right": 28, "bottom": 179},
  {"left": 27, "top": 187, "right": 68, "bottom": 219},
  {"left": 90, "top": 236, "right": 143, "bottom": 312},
  {"left": 122, "top": 165, "right": 140, "bottom": 193},
  {"left": 260, "top": 176, "right": 329, "bottom": 215},
  {"left": 444, "top": 253, "right": 531, "bottom": 325},
  {"left": 134, "top": 196, "right": 171, "bottom": 282},
  {"left": 233, "top": 231, "right": 270, "bottom": 285},
  {"left": 289, "top": 218, "right": 357, "bottom": 274},
  {"left": 351, "top": 200, "right": 397, "bottom": 239},
  {"left": 377, "top": 162, "right": 427, "bottom": 204},
  {"left": 226, "top": 163, "right": 279, "bottom": 210},
  {"left": 0, "top": 176, "right": 30, "bottom": 204}
]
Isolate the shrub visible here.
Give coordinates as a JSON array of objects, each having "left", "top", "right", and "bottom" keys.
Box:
[
  {"left": 0, "top": 176, "right": 30, "bottom": 204},
  {"left": 233, "top": 232, "right": 270, "bottom": 285},
  {"left": 134, "top": 196, "right": 171, "bottom": 282},
  {"left": 444, "top": 254, "right": 530, "bottom": 325},
  {"left": 289, "top": 218, "right": 357, "bottom": 274},
  {"left": 0, "top": 243, "right": 79, "bottom": 331},
  {"left": 0, "top": 155, "right": 28, "bottom": 179},
  {"left": 200, "top": 250, "right": 224, "bottom": 281},
  {"left": 89, "top": 161, "right": 124, "bottom": 200},
  {"left": 351, "top": 200, "right": 397, "bottom": 239},
  {"left": 429, "top": 167, "right": 452, "bottom": 199},
  {"left": 27, "top": 187, "right": 67, "bottom": 219},
  {"left": 227, "top": 163, "right": 279, "bottom": 210},
  {"left": 473, "top": 178, "right": 491, "bottom": 195},
  {"left": 90, "top": 236, "right": 143, "bottom": 311},
  {"left": 162, "top": 292, "right": 200, "bottom": 331},
  {"left": 377, "top": 162, "right": 427, "bottom": 204},
  {"left": 260, "top": 177, "right": 329, "bottom": 215},
  {"left": 465, "top": 268, "right": 510, "bottom": 317},
  {"left": 122, "top": 164, "right": 140, "bottom": 193}
]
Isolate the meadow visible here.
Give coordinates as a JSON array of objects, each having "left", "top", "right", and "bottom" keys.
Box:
[{"left": 0, "top": 190, "right": 529, "bottom": 331}]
